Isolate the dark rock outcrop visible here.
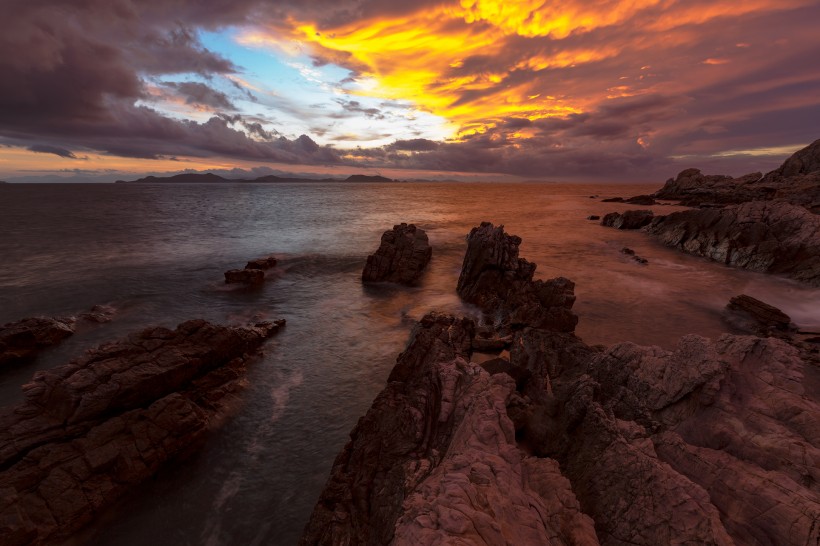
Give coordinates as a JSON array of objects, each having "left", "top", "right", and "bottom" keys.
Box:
[
  {"left": 645, "top": 200, "right": 820, "bottom": 285},
  {"left": 224, "top": 268, "right": 265, "bottom": 284},
  {"left": 362, "top": 223, "right": 432, "bottom": 284},
  {"left": 625, "top": 194, "right": 656, "bottom": 205},
  {"left": 653, "top": 139, "right": 820, "bottom": 212},
  {"left": 0, "top": 317, "right": 75, "bottom": 367},
  {"left": 724, "top": 294, "right": 795, "bottom": 336},
  {"left": 600, "top": 210, "right": 654, "bottom": 229},
  {"left": 0, "top": 319, "right": 284, "bottom": 545},
  {"left": 587, "top": 215, "right": 600, "bottom": 220},
  {"left": 456, "top": 222, "right": 577, "bottom": 332}
]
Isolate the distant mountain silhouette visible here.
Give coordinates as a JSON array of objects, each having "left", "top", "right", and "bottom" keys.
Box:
[{"left": 115, "top": 172, "right": 395, "bottom": 184}]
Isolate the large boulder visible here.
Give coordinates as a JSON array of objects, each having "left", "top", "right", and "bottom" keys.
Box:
[
  {"left": 0, "top": 317, "right": 75, "bottom": 367},
  {"left": 645, "top": 200, "right": 820, "bottom": 285},
  {"left": 362, "top": 223, "right": 432, "bottom": 284},
  {"left": 723, "top": 294, "right": 795, "bottom": 336},
  {"left": 0, "top": 318, "right": 284, "bottom": 545}
]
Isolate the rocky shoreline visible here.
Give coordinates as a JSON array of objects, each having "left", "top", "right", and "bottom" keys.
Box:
[
  {"left": 301, "top": 222, "right": 820, "bottom": 545},
  {"left": 601, "top": 138, "right": 820, "bottom": 285}
]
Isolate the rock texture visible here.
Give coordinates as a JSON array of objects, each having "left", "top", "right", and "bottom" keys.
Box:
[
  {"left": 0, "top": 317, "right": 75, "bottom": 367},
  {"left": 600, "top": 210, "right": 654, "bottom": 230},
  {"left": 456, "top": 222, "right": 577, "bottom": 332},
  {"left": 0, "top": 318, "right": 284, "bottom": 545},
  {"left": 303, "top": 226, "right": 820, "bottom": 546},
  {"left": 362, "top": 223, "right": 432, "bottom": 284},
  {"left": 645, "top": 199, "right": 820, "bottom": 285},
  {"left": 245, "top": 255, "right": 277, "bottom": 270}
]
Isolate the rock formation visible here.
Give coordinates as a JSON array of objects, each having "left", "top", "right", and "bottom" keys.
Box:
[
  {"left": 600, "top": 209, "right": 654, "bottom": 230},
  {"left": 645, "top": 200, "right": 820, "bottom": 285},
  {"left": 361, "top": 223, "right": 432, "bottom": 285},
  {"left": 653, "top": 138, "right": 820, "bottom": 212},
  {"left": 456, "top": 222, "right": 577, "bottom": 332},
  {"left": 0, "top": 317, "right": 75, "bottom": 367},
  {"left": 723, "top": 294, "right": 795, "bottom": 336},
  {"left": 224, "top": 268, "right": 265, "bottom": 284},
  {"left": 0, "top": 318, "right": 284, "bottom": 545},
  {"left": 245, "top": 255, "right": 277, "bottom": 270},
  {"left": 302, "top": 224, "right": 820, "bottom": 546}
]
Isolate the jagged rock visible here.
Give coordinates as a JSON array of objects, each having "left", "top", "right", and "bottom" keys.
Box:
[
  {"left": 724, "top": 294, "right": 795, "bottom": 336},
  {"left": 299, "top": 313, "right": 596, "bottom": 546},
  {"left": 224, "top": 268, "right": 265, "bottom": 284},
  {"left": 0, "top": 319, "right": 284, "bottom": 545},
  {"left": 600, "top": 210, "right": 654, "bottom": 229},
  {"left": 362, "top": 223, "right": 432, "bottom": 284},
  {"left": 456, "top": 222, "right": 577, "bottom": 332},
  {"left": 245, "top": 255, "right": 277, "bottom": 270},
  {"left": 0, "top": 317, "right": 75, "bottom": 367},
  {"left": 645, "top": 200, "right": 820, "bottom": 285}
]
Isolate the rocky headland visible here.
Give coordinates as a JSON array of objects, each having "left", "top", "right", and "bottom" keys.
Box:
[
  {"left": 362, "top": 223, "right": 432, "bottom": 285},
  {"left": 0, "top": 318, "right": 284, "bottom": 545},
  {"left": 301, "top": 223, "right": 820, "bottom": 546},
  {"left": 602, "top": 138, "right": 820, "bottom": 285}
]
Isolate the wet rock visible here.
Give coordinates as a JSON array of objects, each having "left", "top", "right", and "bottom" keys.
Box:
[
  {"left": 362, "top": 223, "right": 432, "bottom": 284},
  {"left": 601, "top": 197, "right": 625, "bottom": 202},
  {"left": 456, "top": 222, "right": 577, "bottom": 332},
  {"left": 646, "top": 200, "right": 820, "bottom": 285},
  {"left": 0, "top": 319, "right": 284, "bottom": 545},
  {"left": 77, "top": 305, "right": 115, "bottom": 324},
  {"left": 245, "top": 255, "right": 277, "bottom": 270},
  {"left": 621, "top": 247, "right": 648, "bottom": 265},
  {"left": 0, "top": 317, "right": 75, "bottom": 367},
  {"left": 600, "top": 209, "right": 654, "bottom": 229},
  {"left": 724, "top": 294, "right": 795, "bottom": 336},
  {"left": 587, "top": 215, "right": 601, "bottom": 220},
  {"left": 625, "top": 194, "right": 657, "bottom": 205},
  {"left": 621, "top": 247, "right": 635, "bottom": 255},
  {"left": 224, "top": 268, "right": 265, "bottom": 284}
]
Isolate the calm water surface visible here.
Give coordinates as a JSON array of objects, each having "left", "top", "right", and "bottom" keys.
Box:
[{"left": 1, "top": 182, "right": 818, "bottom": 545}]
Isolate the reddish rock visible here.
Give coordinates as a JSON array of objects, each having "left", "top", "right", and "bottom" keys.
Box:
[
  {"left": 0, "top": 319, "right": 284, "bottom": 545},
  {"left": 625, "top": 194, "right": 657, "bottom": 205},
  {"left": 0, "top": 317, "right": 75, "bottom": 367},
  {"left": 456, "top": 222, "right": 577, "bottom": 332},
  {"left": 724, "top": 294, "right": 795, "bottom": 335},
  {"left": 224, "top": 268, "right": 265, "bottom": 284},
  {"left": 600, "top": 209, "right": 654, "bottom": 229},
  {"left": 362, "top": 223, "right": 432, "bottom": 284}
]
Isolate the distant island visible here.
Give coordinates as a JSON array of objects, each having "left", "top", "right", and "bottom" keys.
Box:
[{"left": 115, "top": 173, "right": 394, "bottom": 184}]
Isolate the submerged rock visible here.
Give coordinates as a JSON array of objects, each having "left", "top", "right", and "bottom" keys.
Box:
[
  {"left": 600, "top": 209, "right": 654, "bottom": 229},
  {"left": 456, "top": 222, "right": 577, "bottom": 332},
  {"left": 0, "top": 318, "right": 284, "bottom": 545},
  {"left": 625, "top": 194, "right": 657, "bottom": 205},
  {"left": 645, "top": 200, "right": 820, "bottom": 285},
  {"left": 362, "top": 223, "right": 432, "bottom": 284},
  {"left": 0, "top": 317, "right": 75, "bottom": 367},
  {"left": 245, "top": 255, "right": 277, "bottom": 270},
  {"left": 224, "top": 268, "right": 265, "bottom": 284}
]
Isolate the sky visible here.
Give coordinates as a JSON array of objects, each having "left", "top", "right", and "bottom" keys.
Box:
[{"left": 1, "top": 0, "right": 819, "bottom": 182}]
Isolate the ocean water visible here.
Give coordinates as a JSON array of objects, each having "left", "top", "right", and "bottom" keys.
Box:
[{"left": 1, "top": 182, "right": 818, "bottom": 545}]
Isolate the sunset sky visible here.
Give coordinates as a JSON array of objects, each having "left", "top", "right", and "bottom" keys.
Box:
[{"left": 1, "top": 0, "right": 819, "bottom": 182}]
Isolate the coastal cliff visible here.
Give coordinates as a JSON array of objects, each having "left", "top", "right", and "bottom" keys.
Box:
[{"left": 301, "top": 223, "right": 820, "bottom": 546}]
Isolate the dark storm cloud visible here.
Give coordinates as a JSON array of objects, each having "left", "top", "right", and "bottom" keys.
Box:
[
  {"left": 165, "top": 81, "right": 236, "bottom": 110},
  {"left": 27, "top": 145, "right": 81, "bottom": 159}
]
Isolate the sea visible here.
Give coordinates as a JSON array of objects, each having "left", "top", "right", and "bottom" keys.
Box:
[{"left": 1, "top": 181, "right": 818, "bottom": 545}]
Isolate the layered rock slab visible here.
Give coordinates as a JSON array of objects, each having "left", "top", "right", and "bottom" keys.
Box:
[
  {"left": 0, "top": 317, "right": 75, "bottom": 367},
  {"left": 645, "top": 199, "right": 820, "bottom": 285},
  {"left": 456, "top": 222, "right": 577, "bottom": 332},
  {"left": 0, "top": 318, "right": 284, "bottom": 545},
  {"left": 362, "top": 223, "right": 432, "bottom": 285}
]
